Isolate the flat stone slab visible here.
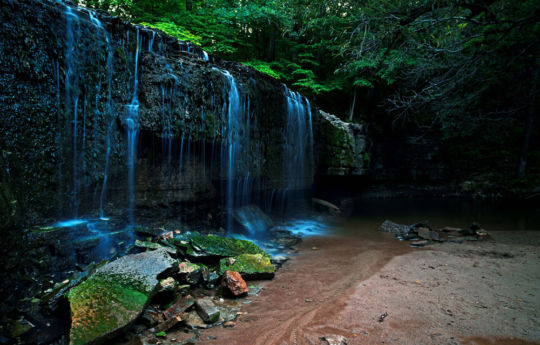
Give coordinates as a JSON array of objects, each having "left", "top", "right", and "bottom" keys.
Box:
[{"left": 68, "top": 248, "right": 176, "bottom": 345}]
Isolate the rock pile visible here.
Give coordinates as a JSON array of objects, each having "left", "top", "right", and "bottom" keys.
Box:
[
  {"left": 379, "top": 220, "right": 489, "bottom": 247},
  {"left": 22, "top": 230, "right": 289, "bottom": 345}
]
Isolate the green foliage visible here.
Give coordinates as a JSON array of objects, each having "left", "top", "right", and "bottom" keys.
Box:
[
  {"left": 242, "top": 60, "right": 283, "bottom": 80},
  {"left": 140, "top": 22, "right": 201, "bottom": 45}
]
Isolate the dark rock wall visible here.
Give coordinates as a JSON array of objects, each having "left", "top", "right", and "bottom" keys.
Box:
[{"left": 1, "top": 0, "right": 332, "bottom": 224}]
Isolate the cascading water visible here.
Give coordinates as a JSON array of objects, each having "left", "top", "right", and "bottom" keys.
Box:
[
  {"left": 281, "top": 85, "right": 314, "bottom": 212},
  {"left": 64, "top": 6, "right": 82, "bottom": 217},
  {"left": 149, "top": 31, "right": 156, "bottom": 52},
  {"left": 89, "top": 12, "right": 114, "bottom": 220},
  {"left": 213, "top": 68, "right": 242, "bottom": 231},
  {"left": 126, "top": 27, "right": 141, "bottom": 228}
]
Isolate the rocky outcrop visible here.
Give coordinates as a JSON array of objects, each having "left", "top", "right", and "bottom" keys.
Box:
[{"left": 316, "top": 111, "right": 368, "bottom": 176}]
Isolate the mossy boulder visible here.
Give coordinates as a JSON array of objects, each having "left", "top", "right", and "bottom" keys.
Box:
[
  {"left": 67, "top": 248, "right": 176, "bottom": 345},
  {"left": 171, "top": 233, "right": 270, "bottom": 260},
  {"left": 219, "top": 254, "right": 275, "bottom": 280}
]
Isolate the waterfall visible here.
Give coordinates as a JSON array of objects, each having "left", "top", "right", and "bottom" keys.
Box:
[
  {"left": 203, "top": 51, "right": 209, "bottom": 61},
  {"left": 213, "top": 68, "right": 242, "bottom": 231},
  {"left": 64, "top": 6, "right": 81, "bottom": 217},
  {"left": 149, "top": 31, "right": 155, "bottom": 52},
  {"left": 126, "top": 27, "right": 141, "bottom": 227},
  {"left": 281, "top": 85, "right": 314, "bottom": 210},
  {"left": 89, "top": 12, "right": 114, "bottom": 220}
]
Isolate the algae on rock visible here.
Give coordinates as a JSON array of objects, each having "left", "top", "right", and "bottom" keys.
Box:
[
  {"left": 219, "top": 254, "right": 275, "bottom": 279},
  {"left": 67, "top": 248, "right": 176, "bottom": 345}
]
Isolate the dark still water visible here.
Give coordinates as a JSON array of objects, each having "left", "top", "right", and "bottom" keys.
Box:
[{"left": 341, "top": 198, "right": 540, "bottom": 231}]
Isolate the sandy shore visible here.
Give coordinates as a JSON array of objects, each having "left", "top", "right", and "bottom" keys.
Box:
[{"left": 192, "top": 226, "right": 540, "bottom": 345}]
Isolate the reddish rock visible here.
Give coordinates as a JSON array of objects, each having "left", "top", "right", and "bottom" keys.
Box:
[{"left": 221, "top": 270, "right": 248, "bottom": 296}]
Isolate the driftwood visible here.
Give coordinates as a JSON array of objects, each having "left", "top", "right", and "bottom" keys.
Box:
[{"left": 312, "top": 198, "right": 341, "bottom": 214}]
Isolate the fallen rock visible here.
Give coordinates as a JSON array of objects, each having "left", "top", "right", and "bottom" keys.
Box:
[
  {"left": 181, "top": 311, "right": 208, "bottom": 329},
  {"left": 171, "top": 233, "right": 269, "bottom": 260},
  {"left": 134, "top": 226, "right": 165, "bottom": 238},
  {"left": 156, "top": 277, "right": 178, "bottom": 296},
  {"left": 219, "top": 254, "right": 275, "bottom": 279},
  {"left": 163, "top": 295, "right": 195, "bottom": 320},
  {"left": 135, "top": 240, "right": 176, "bottom": 255},
  {"left": 410, "top": 240, "right": 428, "bottom": 247},
  {"left": 440, "top": 226, "right": 463, "bottom": 232},
  {"left": 320, "top": 335, "right": 347, "bottom": 345},
  {"left": 223, "top": 321, "right": 236, "bottom": 328},
  {"left": 378, "top": 220, "right": 410, "bottom": 235},
  {"left": 417, "top": 228, "right": 442, "bottom": 241},
  {"left": 67, "top": 248, "right": 176, "bottom": 345},
  {"left": 154, "top": 315, "right": 182, "bottom": 333},
  {"left": 176, "top": 262, "right": 204, "bottom": 285},
  {"left": 476, "top": 228, "right": 489, "bottom": 238},
  {"left": 195, "top": 298, "right": 220, "bottom": 324},
  {"left": 416, "top": 227, "right": 431, "bottom": 239},
  {"left": 221, "top": 271, "right": 248, "bottom": 296}
]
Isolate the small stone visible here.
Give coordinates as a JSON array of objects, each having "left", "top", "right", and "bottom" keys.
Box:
[
  {"left": 158, "top": 277, "right": 178, "bottom": 293},
  {"left": 378, "top": 220, "right": 410, "bottom": 235},
  {"left": 195, "top": 298, "right": 220, "bottom": 323},
  {"left": 312, "top": 246, "right": 318, "bottom": 250},
  {"left": 223, "top": 321, "right": 236, "bottom": 328},
  {"left": 182, "top": 311, "right": 208, "bottom": 329},
  {"left": 158, "top": 231, "right": 174, "bottom": 241},
  {"left": 476, "top": 229, "right": 489, "bottom": 238},
  {"left": 221, "top": 271, "right": 249, "bottom": 297},
  {"left": 410, "top": 240, "right": 428, "bottom": 247},
  {"left": 320, "top": 334, "right": 347, "bottom": 345},
  {"left": 440, "top": 227, "right": 462, "bottom": 232},
  {"left": 417, "top": 227, "right": 431, "bottom": 240},
  {"left": 305, "top": 299, "right": 313, "bottom": 302}
]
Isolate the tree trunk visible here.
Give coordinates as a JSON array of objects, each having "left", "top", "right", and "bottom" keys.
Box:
[
  {"left": 349, "top": 88, "right": 357, "bottom": 122},
  {"left": 518, "top": 64, "right": 539, "bottom": 177},
  {"left": 267, "top": 34, "right": 276, "bottom": 61}
]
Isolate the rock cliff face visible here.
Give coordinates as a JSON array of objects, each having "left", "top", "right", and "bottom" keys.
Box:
[
  {"left": 0, "top": 0, "right": 365, "bottom": 225},
  {"left": 316, "top": 111, "right": 369, "bottom": 176}
]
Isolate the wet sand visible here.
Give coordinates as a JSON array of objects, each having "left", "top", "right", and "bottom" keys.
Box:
[{"left": 192, "top": 226, "right": 540, "bottom": 345}]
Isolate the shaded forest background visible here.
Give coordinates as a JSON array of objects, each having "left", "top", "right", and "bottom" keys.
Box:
[{"left": 78, "top": 0, "right": 539, "bottom": 189}]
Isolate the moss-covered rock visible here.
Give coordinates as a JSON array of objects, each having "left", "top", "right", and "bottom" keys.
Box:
[
  {"left": 219, "top": 254, "right": 275, "bottom": 280},
  {"left": 170, "top": 233, "right": 270, "bottom": 260},
  {"left": 67, "top": 248, "right": 176, "bottom": 345}
]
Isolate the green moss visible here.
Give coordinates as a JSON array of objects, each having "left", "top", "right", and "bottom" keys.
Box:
[
  {"left": 68, "top": 275, "right": 150, "bottom": 345},
  {"left": 219, "top": 254, "right": 275, "bottom": 278},
  {"left": 190, "top": 234, "right": 270, "bottom": 258}
]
